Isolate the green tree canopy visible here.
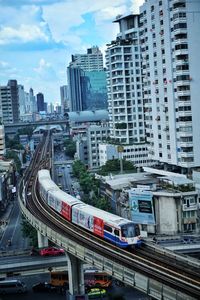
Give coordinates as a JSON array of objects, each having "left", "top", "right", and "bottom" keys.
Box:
[
  {"left": 98, "top": 159, "right": 136, "bottom": 176},
  {"left": 64, "top": 138, "right": 76, "bottom": 158},
  {"left": 5, "top": 150, "right": 21, "bottom": 172}
]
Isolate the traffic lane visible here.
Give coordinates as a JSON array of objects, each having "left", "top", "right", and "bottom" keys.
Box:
[
  {"left": 0, "top": 202, "right": 19, "bottom": 249},
  {"left": 0, "top": 270, "right": 150, "bottom": 300}
]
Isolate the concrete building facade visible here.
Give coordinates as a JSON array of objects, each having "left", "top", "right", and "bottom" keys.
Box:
[{"left": 140, "top": 0, "right": 200, "bottom": 170}]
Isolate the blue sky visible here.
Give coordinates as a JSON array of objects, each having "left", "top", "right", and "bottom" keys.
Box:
[{"left": 0, "top": 0, "right": 144, "bottom": 104}]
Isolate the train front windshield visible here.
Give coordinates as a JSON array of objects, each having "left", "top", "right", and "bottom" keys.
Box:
[{"left": 121, "top": 224, "right": 135, "bottom": 238}]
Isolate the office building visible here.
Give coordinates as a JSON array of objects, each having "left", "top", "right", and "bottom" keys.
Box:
[
  {"left": 67, "top": 46, "right": 107, "bottom": 112},
  {"left": 60, "top": 85, "right": 69, "bottom": 115},
  {"left": 36, "top": 92, "right": 45, "bottom": 112}
]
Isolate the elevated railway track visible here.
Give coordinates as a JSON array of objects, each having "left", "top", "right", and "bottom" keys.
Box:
[{"left": 19, "top": 132, "right": 200, "bottom": 299}]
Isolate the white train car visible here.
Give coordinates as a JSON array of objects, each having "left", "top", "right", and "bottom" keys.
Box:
[
  {"left": 38, "top": 169, "right": 59, "bottom": 201},
  {"left": 48, "top": 189, "right": 82, "bottom": 221},
  {"left": 38, "top": 169, "right": 142, "bottom": 248},
  {"left": 72, "top": 203, "right": 141, "bottom": 248}
]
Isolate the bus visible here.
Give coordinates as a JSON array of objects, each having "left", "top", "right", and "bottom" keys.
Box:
[
  {"left": 50, "top": 270, "right": 112, "bottom": 289},
  {"left": 0, "top": 280, "right": 27, "bottom": 294}
]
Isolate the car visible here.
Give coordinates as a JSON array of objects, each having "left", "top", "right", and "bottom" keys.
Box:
[
  {"left": 39, "top": 247, "right": 65, "bottom": 256},
  {"left": 87, "top": 288, "right": 106, "bottom": 299},
  {"left": 32, "top": 282, "right": 57, "bottom": 293},
  {"left": 67, "top": 165, "right": 71, "bottom": 168}
]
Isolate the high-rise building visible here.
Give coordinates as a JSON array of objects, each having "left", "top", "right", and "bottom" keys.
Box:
[
  {"left": 67, "top": 67, "right": 84, "bottom": 112},
  {"left": 29, "top": 88, "right": 37, "bottom": 113},
  {"left": 140, "top": 0, "right": 200, "bottom": 169},
  {"left": 18, "top": 85, "right": 26, "bottom": 117},
  {"left": 36, "top": 92, "right": 45, "bottom": 112},
  {"left": 106, "top": 14, "right": 145, "bottom": 145},
  {"left": 67, "top": 46, "right": 107, "bottom": 112},
  {"left": 0, "top": 80, "right": 20, "bottom": 124},
  {"left": 60, "top": 85, "right": 69, "bottom": 115},
  {"left": 7, "top": 80, "right": 20, "bottom": 123},
  {"left": 103, "top": 14, "right": 151, "bottom": 168},
  {"left": 70, "top": 46, "right": 103, "bottom": 71}
]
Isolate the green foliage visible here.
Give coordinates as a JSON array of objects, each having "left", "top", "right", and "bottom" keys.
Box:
[
  {"left": 21, "top": 216, "right": 38, "bottom": 247},
  {"left": 95, "top": 196, "right": 112, "bottom": 211},
  {"left": 5, "top": 135, "right": 23, "bottom": 150},
  {"left": 72, "top": 160, "right": 87, "bottom": 178},
  {"left": 98, "top": 159, "right": 136, "bottom": 176},
  {"left": 18, "top": 126, "right": 34, "bottom": 138},
  {"left": 5, "top": 150, "right": 21, "bottom": 172},
  {"left": 63, "top": 138, "right": 76, "bottom": 158},
  {"left": 72, "top": 161, "right": 112, "bottom": 212}
]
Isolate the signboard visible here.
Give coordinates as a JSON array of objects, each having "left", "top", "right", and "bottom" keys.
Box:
[{"left": 128, "top": 188, "right": 155, "bottom": 225}]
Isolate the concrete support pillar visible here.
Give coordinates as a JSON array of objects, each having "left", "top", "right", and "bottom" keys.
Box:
[
  {"left": 37, "top": 231, "right": 48, "bottom": 248},
  {"left": 66, "top": 253, "right": 88, "bottom": 300}
]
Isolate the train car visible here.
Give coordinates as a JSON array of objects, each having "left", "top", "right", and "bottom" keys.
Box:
[
  {"left": 72, "top": 203, "right": 141, "bottom": 248},
  {"left": 47, "top": 189, "right": 82, "bottom": 221},
  {"left": 38, "top": 169, "right": 141, "bottom": 248},
  {"left": 38, "top": 169, "right": 59, "bottom": 200}
]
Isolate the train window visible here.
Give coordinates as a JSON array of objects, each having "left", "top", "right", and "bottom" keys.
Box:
[
  {"left": 121, "top": 224, "right": 135, "bottom": 238},
  {"left": 114, "top": 229, "right": 119, "bottom": 236},
  {"left": 104, "top": 225, "right": 112, "bottom": 233}
]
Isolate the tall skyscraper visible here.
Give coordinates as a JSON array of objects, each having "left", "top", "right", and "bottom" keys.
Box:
[
  {"left": 29, "top": 88, "right": 37, "bottom": 113},
  {"left": 67, "top": 46, "right": 107, "bottom": 112},
  {"left": 18, "top": 85, "right": 26, "bottom": 117},
  {"left": 36, "top": 92, "right": 45, "bottom": 112},
  {"left": 140, "top": 0, "right": 200, "bottom": 169},
  {"left": 60, "top": 85, "right": 69, "bottom": 115}
]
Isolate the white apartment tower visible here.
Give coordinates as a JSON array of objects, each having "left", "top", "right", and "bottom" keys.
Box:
[
  {"left": 140, "top": 0, "right": 200, "bottom": 169},
  {"left": 106, "top": 15, "right": 145, "bottom": 145}
]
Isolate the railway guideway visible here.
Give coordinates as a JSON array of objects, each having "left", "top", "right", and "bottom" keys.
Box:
[{"left": 18, "top": 186, "right": 200, "bottom": 300}]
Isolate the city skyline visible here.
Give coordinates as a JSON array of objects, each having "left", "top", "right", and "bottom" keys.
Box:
[{"left": 0, "top": 0, "right": 144, "bottom": 104}]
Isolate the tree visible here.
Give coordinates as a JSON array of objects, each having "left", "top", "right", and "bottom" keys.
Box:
[
  {"left": 18, "top": 126, "right": 34, "bottom": 138},
  {"left": 5, "top": 150, "right": 21, "bottom": 172},
  {"left": 72, "top": 160, "right": 87, "bottom": 178},
  {"left": 98, "top": 159, "right": 136, "bottom": 175},
  {"left": 94, "top": 196, "right": 112, "bottom": 212},
  {"left": 63, "top": 138, "right": 76, "bottom": 158}
]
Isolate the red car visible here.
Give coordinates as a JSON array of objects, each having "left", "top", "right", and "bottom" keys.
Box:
[{"left": 39, "top": 247, "right": 65, "bottom": 256}]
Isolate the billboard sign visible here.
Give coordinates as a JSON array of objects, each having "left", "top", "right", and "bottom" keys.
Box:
[{"left": 128, "top": 188, "right": 155, "bottom": 225}]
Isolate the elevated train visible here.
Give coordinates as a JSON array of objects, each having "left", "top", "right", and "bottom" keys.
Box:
[{"left": 38, "top": 169, "right": 142, "bottom": 248}]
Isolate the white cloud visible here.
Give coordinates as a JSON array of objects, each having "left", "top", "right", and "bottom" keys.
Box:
[
  {"left": 34, "top": 58, "right": 57, "bottom": 81},
  {"left": 0, "top": 24, "right": 49, "bottom": 45},
  {"left": 130, "top": 0, "right": 145, "bottom": 13}
]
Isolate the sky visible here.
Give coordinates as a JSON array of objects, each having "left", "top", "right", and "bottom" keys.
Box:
[{"left": 0, "top": 0, "right": 144, "bottom": 104}]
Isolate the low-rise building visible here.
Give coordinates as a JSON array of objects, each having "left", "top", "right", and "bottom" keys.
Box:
[
  {"left": 99, "top": 169, "right": 200, "bottom": 236},
  {"left": 0, "top": 159, "right": 16, "bottom": 214}
]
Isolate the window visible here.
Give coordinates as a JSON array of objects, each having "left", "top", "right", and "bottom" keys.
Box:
[{"left": 104, "top": 225, "right": 112, "bottom": 233}]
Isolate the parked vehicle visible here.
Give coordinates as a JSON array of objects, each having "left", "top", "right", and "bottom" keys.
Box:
[
  {"left": 39, "top": 247, "right": 65, "bottom": 256},
  {"left": 50, "top": 270, "right": 112, "bottom": 288},
  {"left": 87, "top": 288, "right": 106, "bottom": 299},
  {"left": 0, "top": 280, "right": 27, "bottom": 294},
  {"left": 32, "top": 282, "right": 57, "bottom": 293}
]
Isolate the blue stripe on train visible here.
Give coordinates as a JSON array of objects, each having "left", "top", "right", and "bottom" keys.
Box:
[{"left": 103, "top": 231, "right": 128, "bottom": 248}]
